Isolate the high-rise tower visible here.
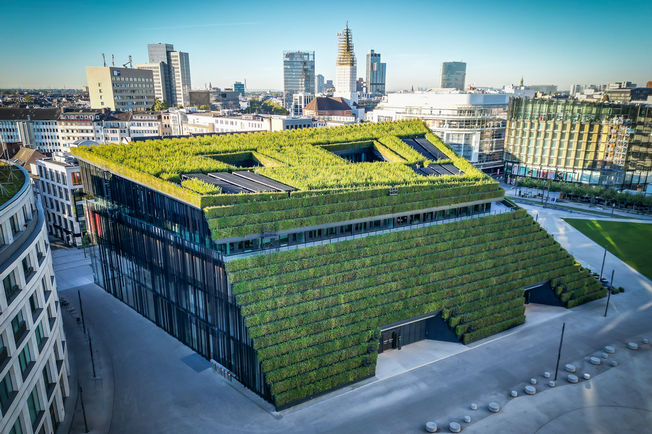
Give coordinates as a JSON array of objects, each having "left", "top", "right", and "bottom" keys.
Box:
[
  {"left": 335, "top": 24, "right": 357, "bottom": 104},
  {"left": 441, "top": 61, "right": 466, "bottom": 90},
  {"left": 140, "top": 43, "right": 192, "bottom": 107},
  {"left": 366, "top": 50, "right": 386, "bottom": 96},
  {"left": 283, "top": 51, "right": 315, "bottom": 109}
]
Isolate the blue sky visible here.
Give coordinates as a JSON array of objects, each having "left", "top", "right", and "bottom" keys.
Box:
[{"left": 1, "top": 0, "right": 651, "bottom": 91}]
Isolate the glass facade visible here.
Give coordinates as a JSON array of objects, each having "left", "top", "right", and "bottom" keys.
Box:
[
  {"left": 504, "top": 98, "right": 652, "bottom": 190},
  {"left": 80, "top": 162, "right": 270, "bottom": 401},
  {"left": 283, "top": 51, "right": 315, "bottom": 109},
  {"left": 441, "top": 62, "right": 466, "bottom": 90}
]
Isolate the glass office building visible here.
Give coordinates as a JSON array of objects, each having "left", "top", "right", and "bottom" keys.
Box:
[
  {"left": 283, "top": 51, "right": 315, "bottom": 109},
  {"left": 440, "top": 62, "right": 466, "bottom": 90},
  {"left": 504, "top": 98, "right": 652, "bottom": 190}
]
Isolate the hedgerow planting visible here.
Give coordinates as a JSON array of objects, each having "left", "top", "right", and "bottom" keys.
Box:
[{"left": 226, "top": 210, "right": 604, "bottom": 407}]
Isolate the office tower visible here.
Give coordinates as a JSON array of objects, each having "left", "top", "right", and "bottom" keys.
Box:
[
  {"left": 504, "top": 98, "right": 652, "bottom": 190},
  {"left": 234, "top": 82, "right": 245, "bottom": 97},
  {"left": 146, "top": 43, "right": 192, "bottom": 107},
  {"left": 136, "top": 62, "right": 169, "bottom": 104},
  {"left": 86, "top": 66, "right": 156, "bottom": 111},
  {"left": 0, "top": 162, "right": 69, "bottom": 434},
  {"left": 316, "top": 74, "right": 325, "bottom": 93},
  {"left": 335, "top": 24, "right": 357, "bottom": 104},
  {"left": 440, "top": 61, "right": 466, "bottom": 90},
  {"left": 283, "top": 51, "right": 315, "bottom": 109},
  {"left": 366, "top": 50, "right": 386, "bottom": 95}
]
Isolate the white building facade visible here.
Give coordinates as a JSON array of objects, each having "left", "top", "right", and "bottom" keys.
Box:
[
  {"left": 368, "top": 91, "right": 512, "bottom": 171},
  {"left": 334, "top": 24, "right": 358, "bottom": 105},
  {"left": 0, "top": 163, "right": 69, "bottom": 434},
  {"left": 37, "top": 154, "right": 85, "bottom": 247}
]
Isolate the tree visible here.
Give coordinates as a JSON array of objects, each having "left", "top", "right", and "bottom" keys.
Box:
[
  {"left": 199, "top": 104, "right": 209, "bottom": 111},
  {"left": 24, "top": 95, "right": 32, "bottom": 103},
  {"left": 151, "top": 98, "right": 168, "bottom": 111}
]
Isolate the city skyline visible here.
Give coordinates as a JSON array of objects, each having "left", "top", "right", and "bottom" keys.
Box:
[{"left": 1, "top": 0, "right": 651, "bottom": 91}]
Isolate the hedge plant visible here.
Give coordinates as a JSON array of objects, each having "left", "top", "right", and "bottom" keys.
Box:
[{"left": 225, "top": 210, "right": 603, "bottom": 408}]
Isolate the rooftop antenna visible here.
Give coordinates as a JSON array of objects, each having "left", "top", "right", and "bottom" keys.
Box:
[
  {"left": 102, "top": 53, "right": 106, "bottom": 67},
  {"left": 112, "top": 54, "right": 115, "bottom": 67},
  {"left": 123, "top": 55, "right": 133, "bottom": 68}
]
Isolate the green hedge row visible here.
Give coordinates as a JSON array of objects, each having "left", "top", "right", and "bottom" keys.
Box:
[
  {"left": 226, "top": 210, "right": 602, "bottom": 407},
  {"left": 231, "top": 210, "right": 531, "bottom": 282},
  {"left": 209, "top": 188, "right": 503, "bottom": 239},
  {"left": 243, "top": 242, "right": 561, "bottom": 339},
  {"left": 235, "top": 220, "right": 541, "bottom": 301}
]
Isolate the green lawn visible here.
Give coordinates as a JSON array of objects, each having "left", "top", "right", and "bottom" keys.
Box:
[{"left": 563, "top": 218, "right": 652, "bottom": 280}]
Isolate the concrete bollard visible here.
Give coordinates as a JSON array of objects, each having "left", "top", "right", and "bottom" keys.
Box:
[
  {"left": 565, "top": 364, "right": 576, "bottom": 373},
  {"left": 470, "top": 403, "right": 478, "bottom": 411},
  {"left": 543, "top": 371, "right": 551, "bottom": 378},
  {"left": 530, "top": 378, "right": 537, "bottom": 385},
  {"left": 425, "top": 421, "right": 438, "bottom": 433},
  {"left": 583, "top": 373, "right": 591, "bottom": 380},
  {"left": 449, "top": 421, "right": 461, "bottom": 433},
  {"left": 567, "top": 374, "right": 579, "bottom": 383},
  {"left": 524, "top": 385, "right": 536, "bottom": 395},
  {"left": 609, "top": 360, "right": 618, "bottom": 367},
  {"left": 488, "top": 402, "right": 501, "bottom": 413},
  {"left": 510, "top": 390, "right": 518, "bottom": 398},
  {"left": 463, "top": 416, "right": 472, "bottom": 424},
  {"left": 604, "top": 345, "right": 615, "bottom": 354},
  {"left": 547, "top": 380, "right": 556, "bottom": 387},
  {"left": 589, "top": 356, "right": 601, "bottom": 365},
  {"left": 626, "top": 342, "right": 639, "bottom": 350}
]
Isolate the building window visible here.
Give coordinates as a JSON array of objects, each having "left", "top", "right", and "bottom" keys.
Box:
[
  {"left": 17, "top": 343, "right": 32, "bottom": 380},
  {"left": 34, "top": 322, "right": 45, "bottom": 348},
  {"left": 26, "top": 386, "right": 42, "bottom": 428},
  {"left": 3, "top": 271, "right": 20, "bottom": 303},
  {"left": 9, "top": 214, "right": 19, "bottom": 236},
  {"left": 8, "top": 418, "right": 23, "bottom": 434},
  {"left": 0, "top": 371, "right": 15, "bottom": 413}
]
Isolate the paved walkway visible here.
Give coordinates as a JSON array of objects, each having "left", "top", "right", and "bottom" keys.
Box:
[{"left": 51, "top": 205, "right": 652, "bottom": 433}]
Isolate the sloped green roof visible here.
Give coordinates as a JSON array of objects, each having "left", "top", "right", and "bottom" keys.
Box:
[{"left": 226, "top": 210, "right": 605, "bottom": 408}]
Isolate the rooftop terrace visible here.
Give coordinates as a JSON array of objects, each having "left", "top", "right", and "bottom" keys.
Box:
[{"left": 0, "top": 163, "right": 27, "bottom": 207}]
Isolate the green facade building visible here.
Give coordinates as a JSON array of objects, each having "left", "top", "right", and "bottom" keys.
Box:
[
  {"left": 72, "top": 120, "right": 604, "bottom": 409},
  {"left": 504, "top": 98, "right": 652, "bottom": 190}
]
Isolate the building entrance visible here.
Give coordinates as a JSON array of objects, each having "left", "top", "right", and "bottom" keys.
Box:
[{"left": 378, "top": 311, "right": 459, "bottom": 353}]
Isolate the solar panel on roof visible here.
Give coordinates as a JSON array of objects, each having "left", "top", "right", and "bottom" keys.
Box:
[
  {"left": 233, "top": 171, "right": 295, "bottom": 192},
  {"left": 183, "top": 174, "right": 247, "bottom": 194},
  {"left": 414, "top": 137, "right": 448, "bottom": 160},
  {"left": 442, "top": 164, "right": 463, "bottom": 175}
]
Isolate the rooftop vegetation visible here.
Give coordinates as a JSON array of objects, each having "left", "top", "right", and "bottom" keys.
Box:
[
  {"left": 71, "top": 120, "right": 492, "bottom": 204},
  {"left": 72, "top": 120, "right": 504, "bottom": 240},
  {"left": 226, "top": 209, "right": 604, "bottom": 408},
  {"left": 0, "top": 163, "right": 26, "bottom": 206}
]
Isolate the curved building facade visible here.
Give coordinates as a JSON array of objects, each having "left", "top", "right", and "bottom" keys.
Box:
[{"left": 0, "top": 163, "right": 69, "bottom": 434}]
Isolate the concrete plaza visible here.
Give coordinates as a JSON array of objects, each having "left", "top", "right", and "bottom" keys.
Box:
[{"left": 53, "top": 204, "right": 652, "bottom": 434}]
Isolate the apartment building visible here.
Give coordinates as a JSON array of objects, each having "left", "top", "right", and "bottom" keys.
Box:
[
  {"left": 0, "top": 163, "right": 69, "bottom": 434},
  {"left": 36, "top": 154, "right": 85, "bottom": 247}
]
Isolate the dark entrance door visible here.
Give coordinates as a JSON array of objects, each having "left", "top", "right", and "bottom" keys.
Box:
[
  {"left": 378, "top": 311, "right": 460, "bottom": 353},
  {"left": 379, "top": 331, "right": 397, "bottom": 352}
]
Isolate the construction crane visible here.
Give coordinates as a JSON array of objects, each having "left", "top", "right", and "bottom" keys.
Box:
[
  {"left": 102, "top": 53, "right": 106, "bottom": 67},
  {"left": 123, "top": 55, "right": 133, "bottom": 69}
]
